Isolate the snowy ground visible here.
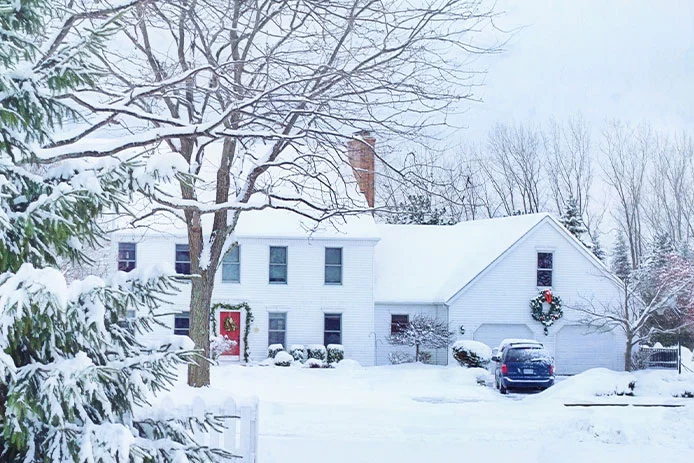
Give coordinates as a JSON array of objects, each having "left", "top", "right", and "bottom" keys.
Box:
[{"left": 161, "top": 363, "right": 694, "bottom": 463}]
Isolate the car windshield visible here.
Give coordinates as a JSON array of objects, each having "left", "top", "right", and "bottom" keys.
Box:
[{"left": 505, "top": 348, "right": 551, "bottom": 362}]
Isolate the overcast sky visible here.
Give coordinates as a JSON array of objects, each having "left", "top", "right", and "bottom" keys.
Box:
[{"left": 457, "top": 0, "right": 694, "bottom": 140}]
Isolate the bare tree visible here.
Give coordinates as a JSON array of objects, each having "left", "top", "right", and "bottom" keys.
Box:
[
  {"left": 645, "top": 133, "right": 694, "bottom": 244},
  {"left": 601, "top": 122, "right": 652, "bottom": 268},
  {"left": 572, "top": 254, "right": 694, "bottom": 371},
  {"left": 376, "top": 148, "right": 482, "bottom": 224},
  {"left": 387, "top": 314, "right": 454, "bottom": 362},
  {"left": 39, "top": 0, "right": 500, "bottom": 386},
  {"left": 544, "top": 117, "right": 594, "bottom": 225},
  {"left": 482, "top": 123, "right": 545, "bottom": 215}
]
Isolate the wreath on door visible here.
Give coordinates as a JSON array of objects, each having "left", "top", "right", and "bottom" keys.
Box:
[
  {"left": 223, "top": 316, "right": 238, "bottom": 332},
  {"left": 530, "top": 289, "right": 563, "bottom": 335}
]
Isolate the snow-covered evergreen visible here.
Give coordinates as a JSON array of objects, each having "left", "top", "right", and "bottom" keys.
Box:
[
  {"left": 559, "top": 196, "right": 589, "bottom": 243},
  {"left": 386, "top": 194, "right": 454, "bottom": 225},
  {"left": 0, "top": 2, "right": 233, "bottom": 461},
  {"left": 611, "top": 230, "right": 632, "bottom": 282}
]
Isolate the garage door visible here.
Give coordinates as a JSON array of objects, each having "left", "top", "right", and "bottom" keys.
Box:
[
  {"left": 555, "top": 325, "right": 617, "bottom": 375},
  {"left": 473, "top": 323, "right": 534, "bottom": 350}
]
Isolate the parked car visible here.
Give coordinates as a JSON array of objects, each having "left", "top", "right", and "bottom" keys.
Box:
[{"left": 492, "top": 343, "right": 554, "bottom": 394}]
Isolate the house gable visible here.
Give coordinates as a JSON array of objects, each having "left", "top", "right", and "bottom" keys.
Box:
[{"left": 445, "top": 215, "right": 620, "bottom": 306}]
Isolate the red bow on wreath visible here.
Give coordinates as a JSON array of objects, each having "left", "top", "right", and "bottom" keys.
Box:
[{"left": 543, "top": 289, "right": 553, "bottom": 304}]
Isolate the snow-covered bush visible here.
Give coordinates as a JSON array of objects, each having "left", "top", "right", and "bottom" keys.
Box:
[
  {"left": 452, "top": 340, "right": 492, "bottom": 368},
  {"left": 335, "top": 359, "right": 363, "bottom": 370},
  {"left": 274, "top": 351, "right": 294, "bottom": 367},
  {"left": 418, "top": 351, "right": 433, "bottom": 364},
  {"left": 304, "top": 358, "right": 324, "bottom": 368},
  {"left": 327, "top": 344, "right": 344, "bottom": 364},
  {"left": 290, "top": 344, "right": 306, "bottom": 362},
  {"left": 268, "top": 343, "right": 285, "bottom": 359},
  {"left": 387, "top": 314, "right": 454, "bottom": 362},
  {"left": 388, "top": 351, "right": 415, "bottom": 365},
  {"left": 307, "top": 344, "right": 327, "bottom": 361},
  {"left": 210, "top": 335, "right": 237, "bottom": 361}
]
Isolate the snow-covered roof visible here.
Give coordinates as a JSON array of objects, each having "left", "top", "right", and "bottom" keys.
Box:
[
  {"left": 107, "top": 140, "right": 380, "bottom": 241},
  {"left": 373, "top": 213, "right": 552, "bottom": 304}
]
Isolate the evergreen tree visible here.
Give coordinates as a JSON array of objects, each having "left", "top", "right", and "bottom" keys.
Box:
[
  {"left": 386, "top": 194, "right": 454, "bottom": 225},
  {"left": 612, "top": 230, "right": 632, "bottom": 282},
  {"left": 559, "top": 196, "right": 589, "bottom": 243},
  {"left": 0, "top": 2, "right": 231, "bottom": 461},
  {"left": 590, "top": 231, "right": 606, "bottom": 262}
]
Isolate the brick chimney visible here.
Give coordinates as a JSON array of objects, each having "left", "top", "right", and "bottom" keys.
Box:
[{"left": 347, "top": 130, "right": 376, "bottom": 208}]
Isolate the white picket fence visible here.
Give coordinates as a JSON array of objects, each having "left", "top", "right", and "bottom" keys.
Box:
[{"left": 158, "top": 395, "right": 259, "bottom": 462}]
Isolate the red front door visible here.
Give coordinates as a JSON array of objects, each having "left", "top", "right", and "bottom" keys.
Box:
[{"left": 219, "top": 311, "right": 241, "bottom": 356}]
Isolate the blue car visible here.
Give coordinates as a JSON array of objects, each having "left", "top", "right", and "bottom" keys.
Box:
[{"left": 493, "top": 344, "right": 555, "bottom": 394}]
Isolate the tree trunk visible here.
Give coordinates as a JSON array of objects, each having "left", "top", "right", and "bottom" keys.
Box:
[
  {"left": 187, "top": 273, "right": 213, "bottom": 387},
  {"left": 415, "top": 343, "right": 420, "bottom": 362},
  {"left": 624, "top": 338, "right": 633, "bottom": 372}
]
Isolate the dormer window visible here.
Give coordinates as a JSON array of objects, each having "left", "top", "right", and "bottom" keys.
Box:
[{"left": 537, "top": 252, "right": 553, "bottom": 287}]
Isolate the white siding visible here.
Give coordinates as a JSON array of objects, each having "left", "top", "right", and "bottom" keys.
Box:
[
  {"left": 446, "top": 220, "right": 626, "bottom": 373},
  {"left": 110, "top": 233, "right": 378, "bottom": 365},
  {"left": 374, "top": 304, "right": 449, "bottom": 365}
]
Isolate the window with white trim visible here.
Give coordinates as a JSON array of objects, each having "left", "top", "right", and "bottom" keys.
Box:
[
  {"left": 222, "top": 246, "right": 240, "bottom": 282},
  {"left": 537, "top": 252, "right": 553, "bottom": 287},
  {"left": 269, "top": 246, "right": 288, "bottom": 284},
  {"left": 324, "top": 247, "right": 343, "bottom": 284},
  {"left": 391, "top": 314, "right": 409, "bottom": 334},
  {"left": 268, "top": 312, "right": 287, "bottom": 346},
  {"left": 118, "top": 242, "right": 136, "bottom": 272},
  {"left": 174, "top": 312, "right": 190, "bottom": 336},
  {"left": 324, "top": 313, "right": 342, "bottom": 345},
  {"left": 175, "top": 244, "right": 191, "bottom": 275}
]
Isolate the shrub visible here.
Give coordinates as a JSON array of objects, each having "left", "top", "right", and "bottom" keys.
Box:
[
  {"left": 273, "top": 351, "right": 293, "bottom": 367},
  {"left": 388, "top": 351, "right": 414, "bottom": 365},
  {"left": 210, "top": 335, "right": 237, "bottom": 361},
  {"left": 290, "top": 344, "right": 306, "bottom": 362},
  {"left": 452, "top": 340, "right": 492, "bottom": 368},
  {"left": 327, "top": 344, "right": 344, "bottom": 364},
  {"left": 307, "top": 344, "right": 327, "bottom": 361},
  {"left": 268, "top": 343, "right": 284, "bottom": 359},
  {"left": 304, "top": 358, "right": 324, "bottom": 368},
  {"left": 418, "top": 351, "right": 432, "bottom": 364}
]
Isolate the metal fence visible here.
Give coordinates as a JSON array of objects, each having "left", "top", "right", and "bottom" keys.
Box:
[{"left": 639, "top": 346, "right": 679, "bottom": 369}]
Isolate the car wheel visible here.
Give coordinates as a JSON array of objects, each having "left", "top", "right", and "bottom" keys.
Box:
[{"left": 499, "top": 382, "right": 508, "bottom": 395}]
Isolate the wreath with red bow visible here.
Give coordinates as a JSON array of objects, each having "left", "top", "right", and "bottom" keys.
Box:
[
  {"left": 530, "top": 289, "right": 563, "bottom": 335},
  {"left": 223, "top": 316, "right": 238, "bottom": 332}
]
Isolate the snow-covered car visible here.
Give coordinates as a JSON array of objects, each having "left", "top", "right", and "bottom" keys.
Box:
[
  {"left": 493, "top": 345, "right": 555, "bottom": 394},
  {"left": 492, "top": 338, "right": 544, "bottom": 360}
]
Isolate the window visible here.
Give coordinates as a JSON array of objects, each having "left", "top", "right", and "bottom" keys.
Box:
[
  {"left": 537, "top": 252, "right": 553, "bottom": 287},
  {"left": 268, "top": 313, "right": 287, "bottom": 346},
  {"left": 269, "top": 246, "right": 287, "bottom": 283},
  {"left": 324, "top": 313, "right": 342, "bottom": 345},
  {"left": 391, "top": 314, "right": 409, "bottom": 334},
  {"left": 324, "top": 247, "right": 343, "bottom": 284},
  {"left": 118, "top": 242, "right": 136, "bottom": 272},
  {"left": 175, "top": 244, "right": 191, "bottom": 275},
  {"left": 174, "top": 311, "right": 190, "bottom": 336},
  {"left": 222, "top": 246, "right": 241, "bottom": 282}
]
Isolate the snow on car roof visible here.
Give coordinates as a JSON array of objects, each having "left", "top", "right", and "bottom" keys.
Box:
[
  {"left": 374, "top": 214, "right": 552, "bottom": 304},
  {"left": 498, "top": 338, "right": 543, "bottom": 350}
]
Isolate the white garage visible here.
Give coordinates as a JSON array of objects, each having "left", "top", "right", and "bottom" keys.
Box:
[
  {"left": 555, "top": 324, "right": 619, "bottom": 374},
  {"left": 473, "top": 323, "right": 535, "bottom": 350}
]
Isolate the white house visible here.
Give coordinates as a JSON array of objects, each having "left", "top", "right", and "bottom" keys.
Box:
[
  {"left": 373, "top": 214, "right": 625, "bottom": 374},
  {"left": 107, "top": 137, "right": 626, "bottom": 374}
]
